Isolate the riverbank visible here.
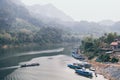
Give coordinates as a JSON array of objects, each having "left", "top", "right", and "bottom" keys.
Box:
[{"left": 88, "top": 59, "right": 120, "bottom": 80}]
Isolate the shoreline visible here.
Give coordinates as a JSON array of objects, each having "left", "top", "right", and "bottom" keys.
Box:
[{"left": 88, "top": 60, "right": 120, "bottom": 80}]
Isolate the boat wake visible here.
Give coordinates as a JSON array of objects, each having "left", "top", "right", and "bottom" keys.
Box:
[{"left": 0, "top": 66, "right": 19, "bottom": 71}]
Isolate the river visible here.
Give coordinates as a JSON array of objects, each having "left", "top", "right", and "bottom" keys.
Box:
[{"left": 0, "top": 43, "right": 107, "bottom": 80}]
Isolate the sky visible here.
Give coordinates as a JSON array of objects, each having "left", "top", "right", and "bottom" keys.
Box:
[{"left": 21, "top": 0, "right": 120, "bottom": 22}]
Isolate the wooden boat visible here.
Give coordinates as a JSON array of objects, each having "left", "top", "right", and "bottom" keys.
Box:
[
  {"left": 72, "top": 52, "right": 85, "bottom": 60},
  {"left": 67, "top": 63, "right": 82, "bottom": 69},
  {"left": 89, "top": 67, "right": 96, "bottom": 71},
  {"left": 75, "top": 69, "right": 93, "bottom": 78},
  {"left": 20, "top": 63, "right": 40, "bottom": 68}
]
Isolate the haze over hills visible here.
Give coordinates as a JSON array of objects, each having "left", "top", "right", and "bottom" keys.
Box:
[
  {"left": 0, "top": 0, "right": 120, "bottom": 39},
  {"left": 98, "top": 20, "right": 115, "bottom": 26},
  {"left": 0, "top": 0, "right": 44, "bottom": 30},
  {"left": 27, "top": 4, "right": 73, "bottom": 23},
  {"left": 0, "top": 0, "right": 68, "bottom": 46},
  {"left": 1, "top": 1, "right": 120, "bottom": 80},
  {"left": 26, "top": 3, "right": 120, "bottom": 36}
]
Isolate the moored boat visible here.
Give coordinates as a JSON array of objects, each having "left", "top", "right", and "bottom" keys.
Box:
[
  {"left": 72, "top": 52, "right": 85, "bottom": 59},
  {"left": 67, "top": 63, "right": 82, "bottom": 69},
  {"left": 68, "top": 62, "right": 92, "bottom": 69},
  {"left": 20, "top": 63, "right": 40, "bottom": 68},
  {"left": 89, "top": 67, "right": 96, "bottom": 71},
  {"left": 72, "top": 48, "right": 85, "bottom": 60},
  {"left": 80, "top": 62, "right": 92, "bottom": 68},
  {"left": 75, "top": 69, "right": 93, "bottom": 78}
]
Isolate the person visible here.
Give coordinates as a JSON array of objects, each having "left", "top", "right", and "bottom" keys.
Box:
[{"left": 76, "top": 48, "right": 80, "bottom": 54}]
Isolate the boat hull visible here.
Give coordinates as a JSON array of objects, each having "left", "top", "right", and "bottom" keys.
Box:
[
  {"left": 72, "top": 52, "right": 85, "bottom": 60},
  {"left": 20, "top": 63, "right": 40, "bottom": 68},
  {"left": 75, "top": 69, "right": 93, "bottom": 78},
  {"left": 67, "top": 64, "right": 82, "bottom": 69}
]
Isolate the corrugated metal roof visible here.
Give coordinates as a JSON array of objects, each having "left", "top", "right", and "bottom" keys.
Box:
[{"left": 110, "top": 42, "right": 118, "bottom": 46}]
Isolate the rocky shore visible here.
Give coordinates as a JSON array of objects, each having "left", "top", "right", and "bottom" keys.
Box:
[
  {"left": 103, "top": 65, "right": 120, "bottom": 80},
  {"left": 89, "top": 60, "right": 120, "bottom": 80}
]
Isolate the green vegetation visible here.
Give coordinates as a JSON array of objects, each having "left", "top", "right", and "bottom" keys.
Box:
[
  {"left": 0, "top": 27, "right": 64, "bottom": 47},
  {"left": 0, "top": 18, "right": 79, "bottom": 48},
  {"left": 0, "top": 0, "right": 80, "bottom": 48},
  {"left": 0, "top": 13, "right": 65, "bottom": 47},
  {"left": 111, "top": 57, "right": 119, "bottom": 63},
  {"left": 97, "top": 54, "right": 111, "bottom": 62},
  {"left": 80, "top": 32, "right": 119, "bottom": 63},
  {"left": 96, "top": 54, "right": 119, "bottom": 63}
]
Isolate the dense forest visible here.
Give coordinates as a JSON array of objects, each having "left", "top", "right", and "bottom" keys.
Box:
[{"left": 0, "top": 27, "right": 63, "bottom": 45}]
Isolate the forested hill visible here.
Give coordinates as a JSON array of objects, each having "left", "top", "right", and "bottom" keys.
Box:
[
  {"left": 1, "top": 0, "right": 120, "bottom": 48},
  {"left": 0, "top": 0, "right": 69, "bottom": 48},
  {"left": 0, "top": 0, "right": 44, "bottom": 30},
  {"left": 27, "top": 4, "right": 73, "bottom": 23},
  {"left": 27, "top": 3, "right": 120, "bottom": 37}
]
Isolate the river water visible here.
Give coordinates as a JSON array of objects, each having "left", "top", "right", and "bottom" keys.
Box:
[{"left": 0, "top": 43, "right": 107, "bottom": 80}]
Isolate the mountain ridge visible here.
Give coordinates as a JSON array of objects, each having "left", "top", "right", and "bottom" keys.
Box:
[{"left": 27, "top": 4, "right": 74, "bottom": 23}]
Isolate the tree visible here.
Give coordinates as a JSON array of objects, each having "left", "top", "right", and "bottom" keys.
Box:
[
  {"left": 98, "top": 54, "right": 111, "bottom": 62},
  {"left": 106, "top": 33, "right": 117, "bottom": 44},
  {"left": 111, "top": 57, "right": 119, "bottom": 63}
]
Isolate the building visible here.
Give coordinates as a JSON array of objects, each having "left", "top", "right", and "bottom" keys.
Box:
[
  {"left": 110, "top": 42, "right": 119, "bottom": 50},
  {"left": 110, "top": 39, "right": 120, "bottom": 52}
]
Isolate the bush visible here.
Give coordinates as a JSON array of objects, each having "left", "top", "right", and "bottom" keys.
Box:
[
  {"left": 88, "top": 55, "right": 95, "bottom": 60},
  {"left": 98, "top": 54, "right": 111, "bottom": 62},
  {"left": 111, "top": 57, "right": 119, "bottom": 63}
]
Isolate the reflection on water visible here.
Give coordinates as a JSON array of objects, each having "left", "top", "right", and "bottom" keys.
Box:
[
  {"left": 0, "top": 48, "right": 64, "bottom": 61},
  {"left": 0, "top": 48, "right": 64, "bottom": 70},
  {"left": 0, "top": 66, "right": 19, "bottom": 71}
]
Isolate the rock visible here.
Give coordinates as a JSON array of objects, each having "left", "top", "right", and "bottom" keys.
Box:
[
  {"left": 2, "top": 45, "right": 8, "bottom": 49},
  {"left": 104, "top": 66, "right": 120, "bottom": 80}
]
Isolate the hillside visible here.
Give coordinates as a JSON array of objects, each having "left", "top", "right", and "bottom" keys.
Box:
[
  {"left": 27, "top": 3, "right": 120, "bottom": 37},
  {"left": 0, "top": 0, "right": 66, "bottom": 48},
  {"left": 27, "top": 4, "right": 73, "bottom": 23},
  {"left": 0, "top": 0, "right": 44, "bottom": 30},
  {"left": 1, "top": 0, "right": 120, "bottom": 48}
]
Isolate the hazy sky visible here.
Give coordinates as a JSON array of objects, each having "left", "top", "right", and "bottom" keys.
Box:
[{"left": 21, "top": 0, "right": 120, "bottom": 22}]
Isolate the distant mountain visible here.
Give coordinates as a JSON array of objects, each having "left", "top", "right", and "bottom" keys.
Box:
[
  {"left": 28, "top": 3, "right": 120, "bottom": 36},
  {"left": 1, "top": 0, "right": 120, "bottom": 38},
  {"left": 0, "top": 0, "right": 43, "bottom": 29},
  {"left": 97, "top": 20, "right": 120, "bottom": 34},
  {"left": 110, "top": 21, "right": 120, "bottom": 33},
  {"left": 69, "top": 21, "right": 106, "bottom": 37},
  {"left": 98, "top": 20, "right": 115, "bottom": 26},
  {"left": 26, "top": 4, "right": 101, "bottom": 36},
  {"left": 27, "top": 4, "right": 74, "bottom": 23},
  {"left": 0, "top": 0, "right": 65, "bottom": 46},
  {"left": 10, "top": 0, "right": 24, "bottom": 6},
  {"left": 0, "top": 0, "right": 16, "bottom": 29}
]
